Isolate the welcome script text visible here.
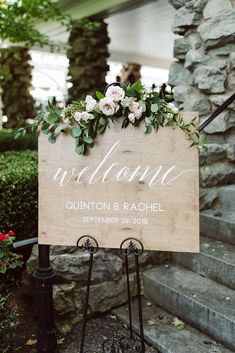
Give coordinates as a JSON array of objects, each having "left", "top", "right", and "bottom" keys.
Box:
[{"left": 53, "top": 140, "right": 198, "bottom": 187}]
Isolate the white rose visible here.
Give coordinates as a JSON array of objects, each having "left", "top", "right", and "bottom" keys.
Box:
[
  {"left": 128, "top": 113, "right": 135, "bottom": 123},
  {"left": 99, "top": 97, "right": 115, "bottom": 116},
  {"left": 130, "top": 101, "right": 139, "bottom": 112},
  {"left": 121, "top": 96, "right": 135, "bottom": 108},
  {"left": 106, "top": 86, "right": 125, "bottom": 102},
  {"left": 85, "top": 95, "right": 96, "bottom": 112},
  {"left": 165, "top": 85, "right": 172, "bottom": 93},
  {"left": 74, "top": 111, "right": 94, "bottom": 122},
  {"left": 168, "top": 102, "right": 179, "bottom": 114},
  {"left": 74, "top": 112, "right": 83, "bottom": 122},
  {"left": 81, "top": 112, "right": 94, "bottom": 121}
]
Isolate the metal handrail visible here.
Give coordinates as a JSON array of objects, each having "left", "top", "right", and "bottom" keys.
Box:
[
  {"left": 199, "top": 92, "right": 235, "bottom": 132},
  {"left": 12, "top": 237, "right": 38, "bottom": 249}
]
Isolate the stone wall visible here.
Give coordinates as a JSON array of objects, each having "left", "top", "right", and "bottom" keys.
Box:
[
  {"left": 26, "top": 245, "right": 169, "bottom": 334},
  {"left": 168, "top": 0, "right": 235, "bottom": 209}
]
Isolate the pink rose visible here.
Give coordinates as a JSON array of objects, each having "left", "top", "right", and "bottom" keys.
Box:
[
  {"left": 99, "top": 97, "right": 115, "bottom": 116},
  {"left": 105, "top": 86, "right": 125, "bottom": 102}
]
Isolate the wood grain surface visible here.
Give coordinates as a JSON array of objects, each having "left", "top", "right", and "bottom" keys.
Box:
[{"left": 39, "top": 112, "right": 199, "bottom": 252}]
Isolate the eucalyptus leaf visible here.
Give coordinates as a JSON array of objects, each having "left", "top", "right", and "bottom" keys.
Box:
[
  {"left": 70, "top": 127, "right": 82, "bottom": 137},
  {"left": 99, "top": 117, "right": 107, "bottom": 126},
  {"left": 48, "top": 134, "right": 57, "bottom": 144},
  {"left": 41, "top": 123, "right": 50, "bottom": 131},
  {"left": 54, "top": 124, "right": 67, "bottom": 134},
  {"left": 83, "top": 136, "right": 93, "bottom": 144},
  {"left": 139, "top": 100, "right": 146, "bottom": 112},
  {"left": 75, "top": 144, "right": 85, "bottom": 154},
  {"left": 143, "top": 125, "right": 152, "bottom": 134},
  {"left": 151, "top": 104, "right": 159, "bottom": 113},
  {"left": 97, "top": 125, "right": 106, "bottom": 134},
  {"left": 46, "top": 112, "right": 59, "bottom": 124},
  {"left": 42, "top": 128, "right": 50, "bottom": 135},
  {"left": 151, "top": 96, "right": 161, "bottom": 104}
]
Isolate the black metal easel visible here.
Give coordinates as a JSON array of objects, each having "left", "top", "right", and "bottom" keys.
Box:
[{"left": 77, "top": 235, "right": 145, "bottom": 353}]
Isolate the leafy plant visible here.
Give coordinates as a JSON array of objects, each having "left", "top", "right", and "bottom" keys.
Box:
[
  {"left": 17, "top": 81, "right": 201, "bottom": 155},
  {"left": 0, "top": 284, "right": 20, "bottom": 353},
  {"left": 0, "top": 0, "right": 70, "bottom": 48},
  {"left": 0, "top": 150, "right": 38, "bottom": 240},
  {"left": 0, "top": 129, "right": 37, "bottom": 152},
  {"left": 0, "top": 230, "right": 23, "bottom": 274}
]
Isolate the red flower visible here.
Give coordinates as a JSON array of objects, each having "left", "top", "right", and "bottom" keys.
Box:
[
  {"left": 6, "top": 262, "right": 10, "bottom": 267},
  {"left": 8, "top": 230, "right": 15, "bottom": 236},
  {"left": 0, "top": 233, "right": 8, "bottom": 241}
]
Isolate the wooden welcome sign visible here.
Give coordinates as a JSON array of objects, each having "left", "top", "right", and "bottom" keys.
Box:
[{"left": 39, "top": 112, "right": 199, "bottom": 252}]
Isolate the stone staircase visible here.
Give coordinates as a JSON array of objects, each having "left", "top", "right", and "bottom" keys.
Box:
[{"left": 114, "top": 185, "right": 235, "bottom": 352}]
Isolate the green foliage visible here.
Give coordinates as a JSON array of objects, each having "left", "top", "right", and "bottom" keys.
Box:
[
  {"left": 0, "top": 285, "right": 20, "bottom": 353},
  {"left": 17, "top": 81, "right": 200, "bottom": 156},
  {"left": 0, "top": 231, "right": 23, "bottom": 274},
  {"left": 0, "top": 150, "right": 38, "bottom": 240},
  {"left": 0, "top": 0, "right": 70, "bottom": 47},
  {"left": 0, "top": 130, "right": 37, "bottom": 152}
]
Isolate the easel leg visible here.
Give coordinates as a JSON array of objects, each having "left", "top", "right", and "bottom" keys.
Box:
[
  {"left": 77, "top": 236, "right": 98, "bottom": 353},
  {"left": 135, "top": 254, "right": 145, "bottom": 353},
  {"left": 120, "top": 238, "right": 145, "bottom": 353}
]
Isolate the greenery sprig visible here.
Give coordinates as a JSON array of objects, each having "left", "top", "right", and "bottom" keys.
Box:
[{"left": 17, "top": 81, "right": 201, "bottom": 155}]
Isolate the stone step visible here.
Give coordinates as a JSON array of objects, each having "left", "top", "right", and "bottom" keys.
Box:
[
  {"left": 200, "top": 209, "right": 235, "bottom": 246},
  {"left": 143, "top": 266, "right": 235, "bottom": 351},
  {"left": 172, "top": 236, "right": 235, "bottom": 290},
  {"left": 219, "top": 185, "right": 235, "bottom": 211},
  {"left": 113, "top": 298, "right": 233, "bottom": 353}
]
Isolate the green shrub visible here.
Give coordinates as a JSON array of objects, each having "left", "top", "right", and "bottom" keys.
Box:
[
  {"left": 0, "top": 130, "right": 37, "bottom": 152},
  {"left": 0, "top": 150, "right": 38, "bottom": 240},
  {"left": 0, "top": 284, "right": 20, "bottom": 353}
]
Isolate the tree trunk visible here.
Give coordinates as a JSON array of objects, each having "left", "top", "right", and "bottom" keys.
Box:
[
  {"left": 0, "top": 47, "right": 35, "bottom": 128},
  {"left": 67, "top": 19, "right": 110, "bottom": 101}
]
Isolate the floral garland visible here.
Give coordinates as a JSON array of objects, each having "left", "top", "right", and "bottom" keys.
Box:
[{"left": 18, "top": 81, "right": 199, "bottom": 155}]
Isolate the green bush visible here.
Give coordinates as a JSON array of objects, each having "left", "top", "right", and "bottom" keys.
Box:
[
  {"left": 0, "top": 130, "right": 37, "bottom": 152},
  {"left": 0, "top": 150, "right": 38, "bottom": 240}
]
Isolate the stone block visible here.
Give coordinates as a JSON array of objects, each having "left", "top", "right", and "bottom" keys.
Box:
[
  {"left": 187, "top": 32, "right": 202, "bottom": 49},
  {"left": 185, "top": 0, "right": 208, "bottom": 12},
  {"left": 200, "top": 162, "right": 235, "bottom": 187},
  {"left": 203, "top": 0, "right": 232, "bottom": 19},
  {"left": 198, "top": 12, "right": 235, "bottom": 48},
  {"left": 172, "top": 7, "right": 201, "bottom": 34},
  {"left": 208, "top": 43, "right": 235, "bottom": 56},
  {"left": 194, "top": 66, "right": 226, "bottom": 93},
  {"left": 74, "top": 274, "right": 137, "bottom": 314},
  {"left": 200, "top": 143, "right": 227, "bottom": 163},
  {"left": 185, "top": 50, "right": 227, "bottom": 71},
  {"left": 185, "top": 49, "right": 208, "bottom": 70},
  {"left": 208, "top": 93, "right": 235, "bottom": 111},
  {"left": 168, "top": 61, "right": 193, "bottom": 86},
  {"left": 226, "top": 143, "right": 235, "bottom": 161},
  {"left": 50, "top": 250, "right": 123, "bottom": 284},
  {"left": 173, "top": 37, "right": 191, "bottom": 60},
  {"left": 199, "top": 187, "right": 219, "bottom": 210},
  {"left": 229, "top": 53, "right": 235, "bottom": 69},
  {"left": 180, "top": 90, "right": 211, "bottom": 115},
  {"left": 168, "top": 0, "right": 186, "bottom": 9},
  {"left": 173, "top": 85, "right": 194, "bottom": 103},
  {"left": 203, "top": 111, "right": 235, "bottom": 133}
]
